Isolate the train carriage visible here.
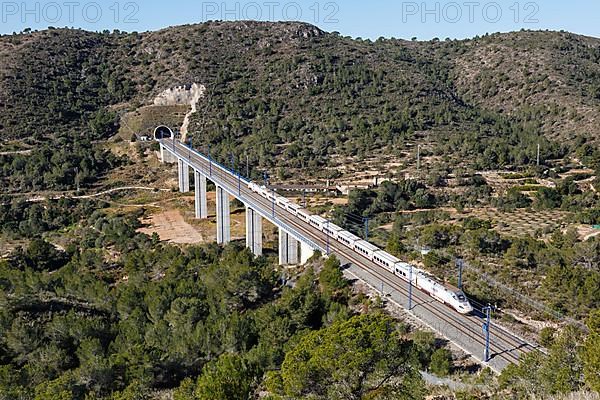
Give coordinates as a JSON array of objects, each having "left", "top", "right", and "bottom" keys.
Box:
[
  {"left": 323, "top": 223, "right": 343, "bottom": 239},
  {"left": 258, "top": 186, "right": 270, "bottom": 199},
  {"left": 393, "top": 262, "right": 412, "bottom": 280},
  {"left": 286, "top": 203, "right": 302, "bottom": 216},
  {"left": 248, "top": 182, "right": 261, "bottom": 193},
  {"left": 309, "top": 215, "right": 328, "bottom": 230},
  {"left": 297, "top": 209, "right": 311, "bottom": 223},
  {"left": 337, "top": 230, "right": 361, "bottom": 249},
  {"left": 372, "top": 251, "right": 401, "bottom": 273},
  {"left": 276, "top": 196, "right": 291, "bottom": 209},
  {"left": 354, "top": 240, "right": 380, "bottom": 260}
]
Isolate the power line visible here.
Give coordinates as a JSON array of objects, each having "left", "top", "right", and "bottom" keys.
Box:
[{"left": 342, "top": 214, "right": 366, "bottom": 224}]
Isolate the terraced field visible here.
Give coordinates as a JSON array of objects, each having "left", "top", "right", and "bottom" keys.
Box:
[{"left": 469, "top": 208, "right": 572, "bottom": 237}]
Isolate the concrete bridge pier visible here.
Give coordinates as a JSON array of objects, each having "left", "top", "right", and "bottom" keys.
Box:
[
  {"left": 195, "top": 171, "right": 208, "bottom": 219},
  {"left": 216, "top": 186, "right": 231, "bottom": 245},
  {"left": 159, "top": 143, "right": 177, "bottom": 163},
  {"left": 301, "top": 242, "right": 316, "bottom": 264},
  {"left": 245, "top": 207, "right": 263, "bottom": 256},
  {"left": 178, "top": 159, "right": 190, "bottom": 193},
  {"left": 279, "top": 229, "right": 299, "bottom": 265}
]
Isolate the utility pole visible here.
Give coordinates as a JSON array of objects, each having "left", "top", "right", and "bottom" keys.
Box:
[
  {"left": 303, "top": 189, "right": 307, "bottom": 208},
  {"left": 74, "top": 167, "right": 80, "bottom": 193},
  {"left": 537, "top": 143, "right": 541, "bottom": 167},
  {"left": 208, "top": 144, "right": 212, "bottom": 177},
  {"left": 272, "top": 187, "right": 276, "bottom": 218},
  {"left": 408, "top": 264, "right": 413, "bottom": 311},
  {"left": 482, "top": 305, "right": 492, "bottom": 362},
  {"left": 364, "top": 217, "right": 369, "bottom": 240},
  {"left": 326, "top": 220, "right": 330, "bottom": 255},
  {"left": 246, "top": 154, "right": 249, "bottom": 178},
  {"left": 457, "top": 258, "right": 464, "bottom": 290},
  {"left": 417, "top": 144, "right": 421, "bottom": 171}
]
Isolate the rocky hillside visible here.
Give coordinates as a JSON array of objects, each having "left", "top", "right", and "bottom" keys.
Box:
[
  {"left": 452, "top": 30, "right": 600, "bottom": 141},
  {"left": 1, "top": 22, "right": 599, "bottom": 169}
]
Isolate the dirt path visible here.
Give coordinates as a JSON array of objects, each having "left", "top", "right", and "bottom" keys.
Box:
[
  {"left": 1, "top": 186, "right": 172, "bottom": 205},
  {"left": 138, "top": 209, "right": 204, "bottom": 244},
  {"left": 72, "top": 186, "right": 171, "bottom": 199},
  {"left": 583, "top": 230, "right": 600, "bottom": 241},
  {"left": 0, "top": 149, "right": 32, "bottom": 156}
]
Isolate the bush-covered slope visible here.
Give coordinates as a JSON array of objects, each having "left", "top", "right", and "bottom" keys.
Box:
[{"left": 0, "top": 22, "right": 598, "bottom": 168}]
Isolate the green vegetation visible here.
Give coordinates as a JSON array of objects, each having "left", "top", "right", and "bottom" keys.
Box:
[
  {"left": 1, "top": 21, "right": 600, "bottom": 400},
  {"left": 269, "top": 313, "right": 424, "bottom": 399},
  {"left": 429, "top": 348, "right": 453, "bottom": 377},
  {"left": 2, "top": 23, "right": 600, "bottom": 178},
  {"left": 583, "top": 311, "right": 600, "bottom": 393},
  {"left": 332, "top": 180, "right": 439, "bottom": 237},
  {"left": 500, "top": 328, "right": 581, "bottom": 396},
  {"left": 0, "top": 198, "right": 100, "bottom": 238},
  {"left": 328, "top": 164, "right": 600, "bottom": 320},
  {"left": 499, "top": 317, "right": 600, "bottom": 398},
  {"left": 0, "top": 29, "right": 133, "bottom": 142},
  {"left": 1, "top": 207, "right": 449, "bottom": 399},
  {"left": 0, "top": 136, "right": 122, "bottom": 193}
]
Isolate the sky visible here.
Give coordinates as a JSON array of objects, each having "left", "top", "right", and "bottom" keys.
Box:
[{"left": 1, "top": 0, "right": 599, "bottom": 40}]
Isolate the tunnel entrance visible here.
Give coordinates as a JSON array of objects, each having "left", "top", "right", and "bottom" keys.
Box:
[{"left": 154, "top": 126, "right": 174, "bottom": 140}]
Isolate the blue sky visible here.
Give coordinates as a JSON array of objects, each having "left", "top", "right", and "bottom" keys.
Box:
[{"left": 1, "top": 0, "right": 599, "bottom": 40}]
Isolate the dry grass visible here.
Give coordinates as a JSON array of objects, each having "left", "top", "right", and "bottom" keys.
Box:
[{"left": 138, "top": 209, "right": 205, "bottom": 244}]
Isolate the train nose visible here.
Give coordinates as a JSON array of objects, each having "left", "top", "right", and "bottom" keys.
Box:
[{"left": 458, "top": 303, "right": 473, "bottom": 314}]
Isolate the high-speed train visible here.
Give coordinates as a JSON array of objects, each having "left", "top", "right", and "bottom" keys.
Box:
[{"left": 248, "top": 183, "right": 474, "bottom": 314}]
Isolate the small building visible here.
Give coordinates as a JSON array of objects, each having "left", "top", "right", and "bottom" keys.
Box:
[{"left": 133, "top": 132, "right": 153, "bottom": 142}]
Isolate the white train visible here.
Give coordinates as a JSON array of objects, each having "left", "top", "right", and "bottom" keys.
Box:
[{"left": 248, "top": 182, "right": 473, "bottom": 314}]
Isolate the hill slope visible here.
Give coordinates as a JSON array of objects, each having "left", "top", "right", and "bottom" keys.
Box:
[{"left": 1, "top": 22, "right": 599, "bottom": 169}]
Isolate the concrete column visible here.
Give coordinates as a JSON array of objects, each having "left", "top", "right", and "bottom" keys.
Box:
[
  {"left": 195, "top": 171, "right": 208, "bottom": 219},
  {"left": 180, "top": 161, "right": 190, "bottom": 193},
  {"left": 160, "top": 143, "right": 177, "bottom": 163},
  {"left": 178, "top": 159, "right": 190, "bottom": 193},
  {"left": 279, "top": 229, "right": 299, "bottom": 265},
  {"left": 301, "top": 241, "right": 316, "bottom": 264},
  {"left": 178, "top": 159, "right": 184, "bottom": 192},
  {"left": 245, "top": 207, "right": 263, "bottom": 256},
  {"left": 216, "top": 186, "right": 231, "bottom": 245}
]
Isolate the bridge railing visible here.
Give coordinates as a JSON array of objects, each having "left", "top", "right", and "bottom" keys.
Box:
[{"left": 162, "top": 140, "right": 325, "bottom": 253}]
